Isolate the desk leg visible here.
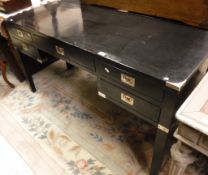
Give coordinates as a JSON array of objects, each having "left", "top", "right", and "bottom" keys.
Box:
[
  {"left": 150, "top": 129, "right": 170, "bottom": 175},
  {"left": 16, "top": 51, "right": 36, "bottom": 92},
  {"left": 66, "top": 62, "right": 74, "bottom": 69},
  {"left": 150, "top": 88, "right": 179, "bottom": 175},
  {"left": 26, "top": 71, "right": 36, "bottom": 92}
]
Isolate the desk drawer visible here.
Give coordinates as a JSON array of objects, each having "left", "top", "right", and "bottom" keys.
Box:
[
  {"left": 68, "top": 47, "right": 95, "bottom": 72},
  {"left": 178, "top": 124, "right": 208, "bottom": 154},
  {"left": 198, "top": 135, "right": 208, "bottom": 151},
  {"left": 97, "top": 61, "right": 164, "bottom": 101},
  {"left": 33, "top": 35, "right": 95, "bottom": 71},
  {"left": 98, "top": 79, "right": 160, "bottom": 122},
  {"left": 11, "top": 38, "right": 44, "bottom": 63},
  {"left": 9, "top": 27, "right": 32, "bottom": 42},
  {"left": 33, "top": 35, "right": 68, "bottom": 60},
  {"left": 178, "top": 124, "right": 201, "bottom": 144}
]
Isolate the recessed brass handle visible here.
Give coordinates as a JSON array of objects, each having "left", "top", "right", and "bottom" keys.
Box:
[
  {"left": 104, "top": 67, "right": 110, "bottom": 73},
  {"left": 21, "top": 43, "right": 29, "bottom": 51},
  {"left": 17, "top": 30, "right": 23, "bottom": 38},
  {"left": 26, "top": 33, "right": 32, "bottom": 39},
  {"left": 121, "top": 93, "right": 134, "bottom": 106},
  {"left": 56, "top": 46, "right": 65, "bottom": 56},
  {"left": 121, "top": 73, "right": 135, "bottom": 87},
  {"left": 37, "top": 58, "right": 43, "bottom": 64}
]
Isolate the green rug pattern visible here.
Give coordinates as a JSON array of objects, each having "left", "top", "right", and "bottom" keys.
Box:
[{"left": 0, "top": 61, "right": 206, "bottom": 175}]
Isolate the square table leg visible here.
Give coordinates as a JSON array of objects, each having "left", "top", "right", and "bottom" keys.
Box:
[
  {"left": 150, "top": 88, "right": 179, "bottom": 175},
  {"left": 66, "top": 62, "right": 74, "bottom": 70},
  {"left": 15, "top": 50, "right": 36, "bottom": 92}
]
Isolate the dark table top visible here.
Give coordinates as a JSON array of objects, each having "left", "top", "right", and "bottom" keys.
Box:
[{"left": 7, "top": 0, "right": 208, "bottom": 84}]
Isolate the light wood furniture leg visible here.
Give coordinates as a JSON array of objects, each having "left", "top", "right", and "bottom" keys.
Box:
[
  {"left": 0, "top": 60, "right": 15, "bottom": 88},
  {"left": 168, "top": 141, "right": 196, "bottom": 175}
]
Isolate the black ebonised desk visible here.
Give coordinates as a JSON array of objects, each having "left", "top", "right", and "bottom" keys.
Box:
[{"left": 5, "top": 0, "right": 208, "bottom": 174}]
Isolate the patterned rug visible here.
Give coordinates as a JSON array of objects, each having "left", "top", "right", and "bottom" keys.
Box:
[{"left": 0, "top": 61, "right": 206, "bottom": 175}]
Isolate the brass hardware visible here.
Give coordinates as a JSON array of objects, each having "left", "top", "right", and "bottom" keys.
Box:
[
  {"left": 21, "top": 43, "right": 29, "bottom": 51},
  {"left": 26, "top": 33, "right": 32, "bottom": 39},
  {"left": 121, "top": 93, "right": 134, "bottom": 106},
  {"left": 104, "top": 67, "right": 110, "bottom": 73},
  {"left": 98, "top": 91, "right": 106, "bottom": 98},
  {"left": 55, "top": 46, "right": 65, "bottom": 56},
  {"left": 17, "top": 30, "right": 23, "bottom": 38},
  {"left": 121, "top": 73, "right": 135, "bottom": 87},
  {"left": 166, "top": 80, "right": 187, "bottom": 92},
  {"left": 158, "top": 124, "right": 169, "bottom": 133},
  {"left": 37, "top": 58, "right": 43, "bottom": 64}
]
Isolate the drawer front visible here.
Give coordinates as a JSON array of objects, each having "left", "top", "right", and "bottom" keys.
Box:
[
  {"left": 9, "top": 26, "right": 32, "bottom": 42},
  {"left": 33, "top": 35, "right": 95, "bottom": 71},
  {"left": 11, "top": 38, "right": 44, "bottom": 63},
  {"left": 198, "top": 135, "right": 208, "bottom": 151},
  {"left": 68, "top": 47, "right": 95, "bottom": 72},
  {"left": 98, "top": 79, "right": 160, "bottom": 122},
  {"left": 33, "top": 35, "right": 68, "bottom": 60},
  {"left": 96, "top": 61, "right": 164, "bottom": 101},
  {"left": 178, "top": 124, "right": 201, "bottom": 144}
]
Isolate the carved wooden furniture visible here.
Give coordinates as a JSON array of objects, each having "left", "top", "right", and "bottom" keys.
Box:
[
  {"left": 4, "top": 0, "right": 208, "bottom": 174},
  {"left": 0, "top": 60, "right": 14, "bottom": 88},
  {"left": 0, "top": 11, "right": 25, "bottom": 82},
  {"left": 169, "top": 73, "right": 208, "bottom": 175},
  {"left": 0, "top": 35, "right": 14, "bottom": 88}
]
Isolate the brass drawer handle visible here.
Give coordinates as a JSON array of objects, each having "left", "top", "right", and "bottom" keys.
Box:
[
  {"left": 26, "top": 33, "right": 32, "bottom": 40},
  {"left": 21, "top": 43, "right": 29, "bottom": 51},
  {"left": 17, "top": 29, "right": 23, "bottom": 38},
  {"left": 121, "top": 93, "right": 134, "bottom": 106},
  {"left": 104, "top": 67, "right": 110, "bottom": 73},
  {"left": 121, "top": 73, "right": 135, "bottom": 87},
  {"left": 37, "top": 58, "right": 44, "bottom": 63},
  {"left": 56, "top": 46, "right": 65, "bottom": 56}
]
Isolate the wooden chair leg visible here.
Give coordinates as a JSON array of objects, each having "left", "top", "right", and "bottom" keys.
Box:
[{"left": 1, "top": 61, "right": 15, "bottom": 88}]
